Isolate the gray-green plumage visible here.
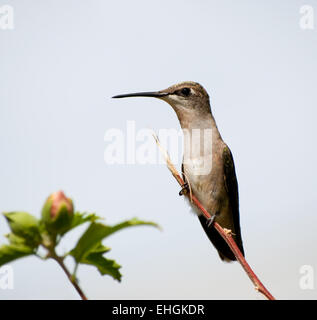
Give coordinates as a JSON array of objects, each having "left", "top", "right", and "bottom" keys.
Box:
[{"left": 188, "top": 145, "right": 244, "bottom": 261}]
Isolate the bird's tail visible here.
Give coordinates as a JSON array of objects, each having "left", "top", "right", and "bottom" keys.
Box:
[{"left": 198, "top": 215, "right": 244, "bottom": 262}]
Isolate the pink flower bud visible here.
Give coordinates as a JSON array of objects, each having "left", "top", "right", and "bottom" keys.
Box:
[
  {"left": 41, "top": 191, "right": 74, "bottom": 234},
  {"left": 49, "top": 191, "right": 73, "bottom": 218}
]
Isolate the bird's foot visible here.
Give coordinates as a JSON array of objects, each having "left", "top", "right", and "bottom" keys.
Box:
[
  {"left": 179, "top": 183, "right": 189, "bottom": 196},
  {"left": 206, "top": 215, "right": 216, "bottom": 228}
]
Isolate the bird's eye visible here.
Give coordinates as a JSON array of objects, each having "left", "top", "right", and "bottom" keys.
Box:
[{"left": 181, "top": 88, "right": 191, "bottom": 96}]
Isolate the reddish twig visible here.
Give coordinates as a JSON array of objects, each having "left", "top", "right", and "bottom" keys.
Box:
[
  {"left": 52, "top": 255, "right": 88, "bottom": 300},
  {"left": 44, "top": 244, "right": 88, "bottom": 300},
  {"left": 153, "top": 134, "right": 275, "bottom": 300}
]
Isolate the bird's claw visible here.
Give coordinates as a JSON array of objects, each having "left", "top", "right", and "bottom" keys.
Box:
[
  {"left": 179, "top": 182, "right": 189, "bottom": 196},
  {"left": 206, "top": 215, "right": 216, "bottom": 228}
]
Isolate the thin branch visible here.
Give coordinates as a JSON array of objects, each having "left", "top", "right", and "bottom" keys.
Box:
[
  {"left": 42, "top": 243, "right": 87, "bottom": 300},
  {"left": 52, "top": 254, "right": 88, "bottom": 300},
  {"left": 153, "top": 134, "right": 275, "bottom": 300}
]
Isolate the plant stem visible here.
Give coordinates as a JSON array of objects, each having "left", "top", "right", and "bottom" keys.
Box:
[
  {"left": 46, "top": 248, "right": 87, "bottom": 300},
  {"left": 191, "top": 192, "right": 275, "bottom": 300},
  {"left": 52, "top": 254, "right": 88, "bottom": 300},
  {"left": 40, "top": 236, "right": 88, "bottom": 300}
]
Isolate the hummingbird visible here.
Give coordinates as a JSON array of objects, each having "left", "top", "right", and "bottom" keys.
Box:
[{"left": 112, "top": 81, "right": 244, "bottom": 262}]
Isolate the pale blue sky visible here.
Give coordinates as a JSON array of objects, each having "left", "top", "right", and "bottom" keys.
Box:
[{"left": 0, "top": 0, "right": 317, "bottom": 299}]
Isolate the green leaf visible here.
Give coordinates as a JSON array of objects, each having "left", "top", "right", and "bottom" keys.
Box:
[
  {"left": 96, "top": 218, "right": 160, "bottom": 240},
  {"left": 0, "top": 244, "right": 34, "bottom": 267},
  {"left": 3, "top": 211, "right": 39, "bottom": 235},
  {"left": 3, "top": 212, "right": 41, "bottom": 247},
  {"left": 71, "top": 219, "right": 159, "bottom": 263},
  {"left": 61, "top": 212, "right": 100, "bottom": 235},
  {"left": 76, "top": 243, "right": 121, "bottom": 281},
  {"left": 70, "top": 223, "right": 111, "bottom": 263},
  {"left": 5, "top": 233, "right": 27, "bottom": 245},
  {"left": 88, "top": 242, "right": 111, "bottom": 254},
  {"left": 83, "top": 251, "right": 122, "bottom": 281}
]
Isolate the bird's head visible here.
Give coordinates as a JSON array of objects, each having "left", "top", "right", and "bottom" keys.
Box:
[{"left": 112, "top": 81, "right": 211, "bottom": 121}]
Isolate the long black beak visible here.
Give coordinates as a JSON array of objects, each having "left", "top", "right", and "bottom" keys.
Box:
[{"left": 112, "top": 91, "right": 168, "bottom": 99}]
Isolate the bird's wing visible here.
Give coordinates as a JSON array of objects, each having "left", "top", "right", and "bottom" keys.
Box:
[
  {"left": 182, "top": 146, "right": 245, "bottom": 261},
  {"left": 222, "top": 145, "right": 244, "bottom": 256}
]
